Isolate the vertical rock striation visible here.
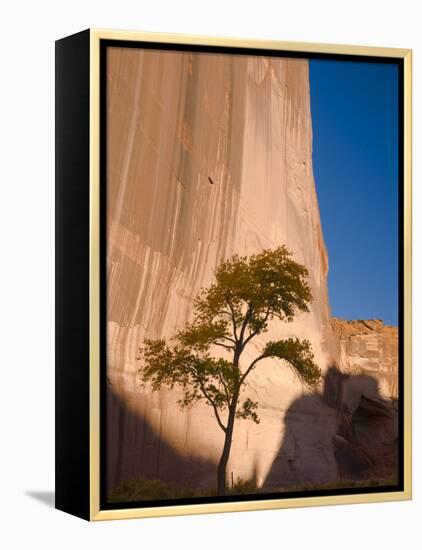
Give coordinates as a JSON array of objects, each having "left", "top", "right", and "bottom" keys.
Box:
[{"left": 106, "top": 47, "right": 398, "bottom": 493}]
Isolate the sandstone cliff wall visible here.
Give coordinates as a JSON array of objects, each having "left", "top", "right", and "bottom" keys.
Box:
[
  {"left": 105, "top": 46, "right": 398, "bottom": 493},
  {"left": 331, "top": 318, "right": 398, "bottom": 399}
]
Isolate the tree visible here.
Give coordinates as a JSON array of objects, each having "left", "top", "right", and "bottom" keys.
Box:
[{"left": 138, "top": 246, "right": 321, "bottom": 495}]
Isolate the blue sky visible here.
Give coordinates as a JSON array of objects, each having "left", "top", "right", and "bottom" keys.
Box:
[{"left": 309, "top": 59, "right": 399, "bottom": 326}]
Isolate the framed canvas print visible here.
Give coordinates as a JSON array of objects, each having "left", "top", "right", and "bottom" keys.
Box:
[{"left": 55, "top": 29, "right": 412, "bottom": 521}]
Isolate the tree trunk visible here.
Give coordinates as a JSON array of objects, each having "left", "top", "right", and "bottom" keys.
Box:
[
  {"left": 217, "top": 347, "right": 242, "bottom": 496},
  {"left": 217, "top": 394, "right": 238, "bottom": 496}
]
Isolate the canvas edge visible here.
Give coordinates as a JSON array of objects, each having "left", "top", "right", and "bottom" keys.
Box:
[{"left": 88, "top": 29, "right": 412, "bottom": 521}]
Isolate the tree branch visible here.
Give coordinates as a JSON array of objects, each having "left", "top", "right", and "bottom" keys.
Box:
[
  {"left": 225, "top": 298, "right": 239, "bottom": 343},
  {"left": 215, "top": 309, "right": 234, "bottom": 318},
  {"left": 239, "top": 353, "right": 267, "bottom": 385},
  {"left": 213, "top": 341, "right": 236, "bottom": 351},
  {"left": 220, "top": 335, "right": 237, "bottom": 345},
  {"left": 210, "top": 403, "right": 227, "bottom": 433},
  {"left": 238, "top": 305, "right": 253, "bottom": 346},
  {"left": 217, "top": 372, "right": 231, "bottom": 406},
  {"left": 195, "top": 375, "right": 227, "bottom": 433},
  {"left": 242, "top": 307, "right": 272, "bottom": 349}
]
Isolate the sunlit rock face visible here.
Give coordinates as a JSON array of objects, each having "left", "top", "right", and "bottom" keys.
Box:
[
  {"left": 260, "top": 319, "right": 399, "bottom": 489},
  {"left": 106, "top": 46, "right": 398, "bottom": 493},
  {"left": 327, "top": 319, "right": 399, "bottom": 484},
  {"left": 331, "top": 318, "right": 398, "bottom": 399}
]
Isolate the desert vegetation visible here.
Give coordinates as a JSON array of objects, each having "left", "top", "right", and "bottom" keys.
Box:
[{"left": 138, "top": 246, "right": 321, "bottom": 496}]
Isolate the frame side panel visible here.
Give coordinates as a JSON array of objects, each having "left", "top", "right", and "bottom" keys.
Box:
[{"left": 55, "top": 29, "right": 91, "bottom": 521}]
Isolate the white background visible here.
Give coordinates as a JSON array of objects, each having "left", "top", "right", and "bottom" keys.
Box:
[{"left": 0, "top": 0, "right": 419, "bottom": 548}]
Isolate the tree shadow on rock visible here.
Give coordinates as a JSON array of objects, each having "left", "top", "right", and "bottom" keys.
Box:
[{"left": 264, "top": 366, "right": 399, "bottom": 491}]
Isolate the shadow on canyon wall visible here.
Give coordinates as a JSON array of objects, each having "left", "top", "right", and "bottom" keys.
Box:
[
  {"left": 107, "top": 367, "right": 398, "bottom": 497},
  {"left": 264, "top": 366, "right": 399, "bottom": 490},
  {"left": 106, "top": 386, "right": 216, "bottom": 496}
]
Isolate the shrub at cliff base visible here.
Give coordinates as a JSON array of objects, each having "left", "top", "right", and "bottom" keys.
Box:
[{"left": 109, "top": 476, "right": 397, "bottom": 503}]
